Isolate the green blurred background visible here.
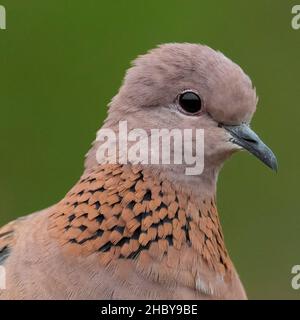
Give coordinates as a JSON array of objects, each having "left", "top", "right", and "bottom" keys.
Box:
[{"left": 0, "top": 0, "right": 299, "bottom": 299}]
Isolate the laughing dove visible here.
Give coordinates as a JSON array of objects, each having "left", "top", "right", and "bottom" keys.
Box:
[{"left": 0, "top": 43, "right": 277, "bottom": 300}]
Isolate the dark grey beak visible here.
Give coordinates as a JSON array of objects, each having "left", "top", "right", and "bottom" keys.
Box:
[{"left": 223, "top": 123, "right": 278, "bottom": 171}]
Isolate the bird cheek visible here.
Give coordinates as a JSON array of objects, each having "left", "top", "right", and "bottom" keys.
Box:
[{"left": 205, "top": 131, "right": 239, "bottom": 164}]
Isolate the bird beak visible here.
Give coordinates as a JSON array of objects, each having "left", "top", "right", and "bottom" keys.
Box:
[{"left": 223, "top": 123, "right": 278, "bottom": 171}]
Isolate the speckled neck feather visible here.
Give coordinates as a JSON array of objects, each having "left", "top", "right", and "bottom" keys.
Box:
[{"left": 49, "top": 164, "right": 232, "bottom": 283}]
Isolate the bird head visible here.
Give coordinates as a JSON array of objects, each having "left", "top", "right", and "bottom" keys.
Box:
[{"left": 88, "top": 43, "right": 277, "bottom": 191}]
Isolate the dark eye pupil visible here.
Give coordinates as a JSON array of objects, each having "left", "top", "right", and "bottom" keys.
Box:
[{"left": 179, "top": 92, "right": 202, "bottom": 114}]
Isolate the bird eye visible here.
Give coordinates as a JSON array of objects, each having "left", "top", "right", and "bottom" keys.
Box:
[{"left": 178, "top": 91, "right": 202, "bottom": 115}]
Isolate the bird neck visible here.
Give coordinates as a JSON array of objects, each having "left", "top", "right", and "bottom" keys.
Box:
[{"left": 48, "top": 164, "right": 233, "bottom": 289}]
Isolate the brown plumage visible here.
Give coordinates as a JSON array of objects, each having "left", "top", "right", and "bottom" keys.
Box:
[
  {"left": 0, "top": 43, "right": 277, "bottom": 299},
  {"left": 50, "top": 164, "right": 229, "bottom": 268},
  {"left": 0, "top": 164, "right": 244, "bottom": 299}
]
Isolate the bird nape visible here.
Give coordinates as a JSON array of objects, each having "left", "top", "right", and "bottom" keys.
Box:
[{"left": 0, "top": 43, "right": 277, "bottom": 300}]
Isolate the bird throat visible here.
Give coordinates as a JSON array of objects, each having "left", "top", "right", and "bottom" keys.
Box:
[{"left": 48, "top": 164, "right": 233, "bottom": 281}]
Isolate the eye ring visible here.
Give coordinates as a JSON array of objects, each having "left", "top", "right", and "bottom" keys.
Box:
[{"left": 178, "top": 90, "right": 203, "bottom": 115}]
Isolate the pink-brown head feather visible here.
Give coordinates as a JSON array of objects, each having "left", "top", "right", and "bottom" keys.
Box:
[{"left": 86, "top": 43, "right": 258, "bottom": 196}]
